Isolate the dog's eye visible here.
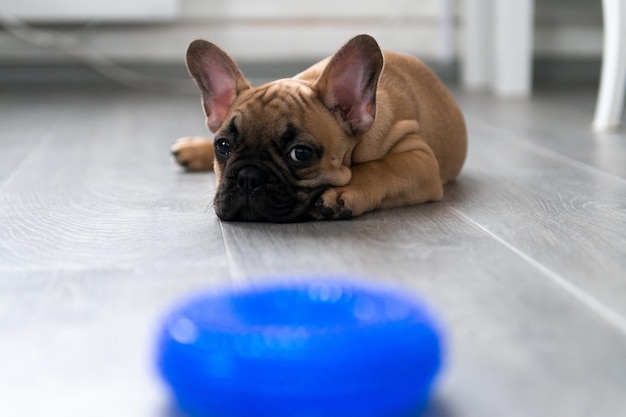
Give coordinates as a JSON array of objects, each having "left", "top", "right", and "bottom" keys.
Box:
[
  {"left": 289, "top": 145, "right": 314, "bottom": 162},
  {"left": 215, "top": 138, "right": 233, "bottom": 156}
]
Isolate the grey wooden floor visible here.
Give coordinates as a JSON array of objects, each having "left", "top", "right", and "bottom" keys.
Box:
[{"left": 1, "top": 83, "right": 625, "bottom": 417}]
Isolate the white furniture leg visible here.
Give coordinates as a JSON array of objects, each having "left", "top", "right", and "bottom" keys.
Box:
[
  {"left": 461, "top": 0, "right": 535, "bottom": 98},
  {"left": 491, "top": 0, "right": 535, "bottom": 98},
  {"left": 461, "top": 0, "right": 491, "bottom": 90},
  {"left": 592, "top": 0, "right": 626, "bottom": 131}
]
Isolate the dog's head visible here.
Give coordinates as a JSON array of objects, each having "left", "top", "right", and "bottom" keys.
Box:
[{"left": 186, "top": 35, "right": 383, "bottom": 222}]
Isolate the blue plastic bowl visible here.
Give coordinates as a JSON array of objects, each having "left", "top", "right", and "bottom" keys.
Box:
[{"left": 156, "top": 279, "right": 443, "bottom": 417}]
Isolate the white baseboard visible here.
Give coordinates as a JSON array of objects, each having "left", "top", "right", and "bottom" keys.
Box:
[{"left": 2, "top": 0, "right": 178, "bottom": 22}]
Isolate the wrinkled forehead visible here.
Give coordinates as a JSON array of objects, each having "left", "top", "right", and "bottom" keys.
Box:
[{"left": 230, "top": 79, "right": 318, "bottom": 130}]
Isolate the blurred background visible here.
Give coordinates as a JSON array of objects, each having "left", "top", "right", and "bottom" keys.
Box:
[
  {"left": 0, "top": 0, "right": 603, "bottom": 91},
  {"left": 1, "top": 3, "right": 625, "bottom": 417}
]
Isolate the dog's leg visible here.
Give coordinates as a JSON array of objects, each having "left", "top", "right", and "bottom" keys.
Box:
[
  {"left": 171, "top": 137, "right": 215, "bottom": 171},
  {"left": 311, "top": 136, "right": 444, "bottom": 219}
]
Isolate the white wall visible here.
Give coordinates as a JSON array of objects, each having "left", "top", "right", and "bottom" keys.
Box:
[{"left": 0, "top": 0, "right": 604, "bottom": 64}]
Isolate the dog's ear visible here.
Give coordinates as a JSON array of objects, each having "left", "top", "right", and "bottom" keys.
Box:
[
  {"left": 186, "top": 40, "right": 251, "bottom": 132},
  {"left": 315, "top": 34, "right": 384, "bottom": 135}
]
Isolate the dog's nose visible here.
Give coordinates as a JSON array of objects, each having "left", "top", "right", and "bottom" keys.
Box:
[{"left": 237, "top": 166, "right": 266, "bottom": 194}]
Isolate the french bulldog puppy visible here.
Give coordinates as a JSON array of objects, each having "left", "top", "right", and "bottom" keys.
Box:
[{"left": 172, "top": 34, "right": 467, "bottom": 222}]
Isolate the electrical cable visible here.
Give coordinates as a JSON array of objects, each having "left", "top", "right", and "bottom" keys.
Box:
[{"left": 0, "top": 12, "right": 194, "bottom": 93}]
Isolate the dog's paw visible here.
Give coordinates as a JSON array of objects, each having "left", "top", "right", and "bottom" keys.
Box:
[
  {"left": 310, "top": 188, "right": 356, "bottom": 220},
  {"left": 171, "top": 137, "right": 215, "bottom": 171}
]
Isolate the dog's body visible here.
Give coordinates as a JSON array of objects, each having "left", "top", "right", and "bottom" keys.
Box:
[{"left": 173, "top": 35, "right": 467, "bottom": 222}]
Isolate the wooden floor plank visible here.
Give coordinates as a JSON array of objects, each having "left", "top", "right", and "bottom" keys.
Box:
[
  {"left": 456, "top": 90, "right": 626, "bottom": 179},
  {"left": 0, "top": 91, "right": 229, "bottom": 416},
  {"left": 448, "top": 119, "right": 626, "bottom": 319},
  {"left": 0, "top": 267, "right": 228, "bottom": 416},
  {"left": 0, "top": 92, "right": 221, "bottom": 274},
  {"left": 1, "top": 87, "right": 625, "bottom": 417},
  {"left": 218, "top": 205, "right": 626, "bottom": 417},
  {"left": 0, "top": 93, "right": 72, "bottom": 188}
]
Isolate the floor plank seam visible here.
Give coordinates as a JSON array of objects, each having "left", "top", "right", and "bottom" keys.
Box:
[
  {"left": 217, "top": 220, "right": 249, "bottom": 289},
  {"left": 467, "top": 117, "right": 626, "bottom": 184},
  {"left": 0, "top": 132, "right": 54, "bottom": 193},
  {"left": 450, "top": 207, "right": 626, "bottom": 337}
]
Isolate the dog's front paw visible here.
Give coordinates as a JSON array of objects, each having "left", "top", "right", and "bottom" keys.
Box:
[
  {"left": 171, "top": 137, "right": 215, "bottom": 171},
  {"left": 310, "top": 188, "right": 355, "bottom": 220}
]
